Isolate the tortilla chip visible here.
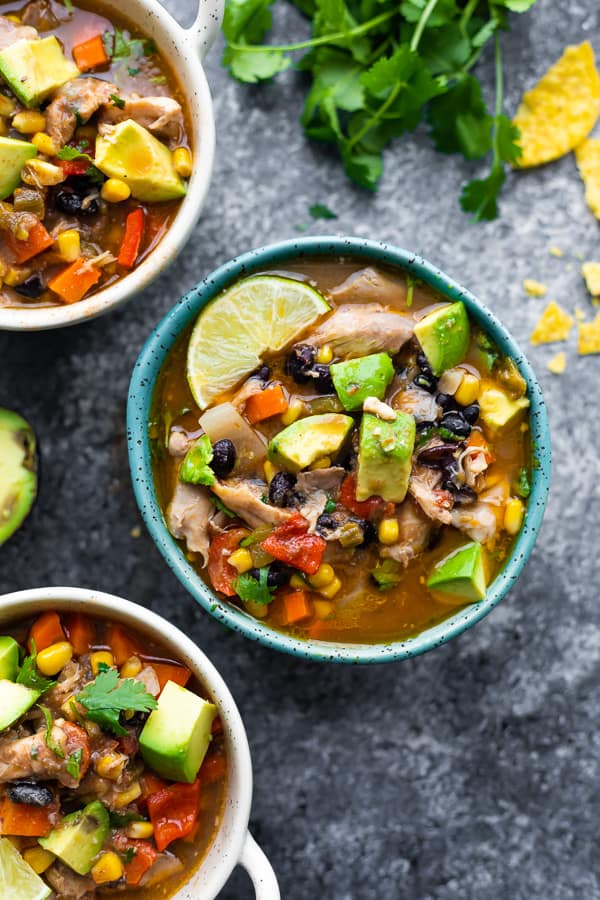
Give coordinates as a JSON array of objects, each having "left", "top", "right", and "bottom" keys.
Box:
[
  {"left": 582, "top": 261, "right": 600, "bottom": 296},
  {"left": 575, "top": 138, "right": 600, "bottom": 218},
  {"left": 547, "top": 351, "right": 567, "bottom": 374},
  {"left": 549, "top": 246, "right": 564, "bottom": 257},
  {"left": 513, "top": 42, "right": 600, "bottom": 167},
  {"left": 530, "top": 301, "right": 574, "bottom": 345},
  {"left": 578, "top": 312, "right": 600, "bottom": 354},
  {"left": 523, "top": 278, "right": 547, "bottom": 297}
]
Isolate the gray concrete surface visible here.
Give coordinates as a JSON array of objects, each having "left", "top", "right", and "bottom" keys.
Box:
[{"left": 1, "top": 0, "right": 599, "bottom": 896}]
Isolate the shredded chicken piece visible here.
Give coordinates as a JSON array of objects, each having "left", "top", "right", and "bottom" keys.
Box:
[
  {"left": 21, "top": 0, "right": 60, "bottom": 30},
  {"left": 381, "top": 500, "right": 432, "bottom": 566},
  {"left": 46, "top": 657, "right": 89, "bottom": 711},
  {"left": 0, "top": 720, "right": 90, "bottom": 787},
  {"left": 46, "top": 78, "right": 115, "bottom": 146},
  {"left": 166, "top": 481, "right": 213, "bottom": 565},
  {"left": 168, "top": 430, "right": 194, "bottom": 458},
  {"left": 306, "top": 303, "right": 414, "bottom": 358},
  {"left": 451, "top": 502, "right": 497, "bottom": 543},
  {"left": 0, "top": 14, "right": 38, "bottom": 48},
  {"left": 230, "top": 377, "right": 265, "bottom": 410},
  {"left": 211, "top": 479, "right": 293, "bottom": 529},
  {"left": 45, "top": 862, "right": 95, "bottom": 900},
  {"left": 0, "top": 201, "right": 38, "bottom": 240},
  {"left": 393, "top": 385, "right": 440, "bottom": 423},
  {"left": 409, "top": 465, "right": 453, "bottom": 524},
  {"left": 135, "top": 665, "right": 160, "bottom": 698},
  {"left": 460, "top": 446, "right": 489, "bottom": 489},
  {"left": 363, "top": 396, "right": 396, "bottom": 420},
  {"left": 330, "top": 267, "right": 407, "bottom": 305},
  {"left": 295, "top": 467, "right": 345, "bottom": 496},
  {"left": 140, "top": 851, "right": 185, "bottom": 886},
  {"left": 98, "top": 95, "right": 185, "bottom": 146}
]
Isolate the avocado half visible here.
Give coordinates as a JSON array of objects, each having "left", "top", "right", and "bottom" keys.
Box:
[{"left": 0, "top": 407, "right": 37, "bottom": 546}]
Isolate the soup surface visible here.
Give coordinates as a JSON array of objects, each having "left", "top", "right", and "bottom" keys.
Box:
[
  {"left": 0, "top": 0, "right": 191, "bottom": 308},
  {"left": 151, "top": 258, "right": 531, "bottom": 644},
  {"left": 0, "top": 611, "right": 227, "bottom": 898}
]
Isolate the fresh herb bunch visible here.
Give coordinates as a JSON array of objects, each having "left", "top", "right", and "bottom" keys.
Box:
[{"left": 222, "top": 0, "right": 538, "bottom": 219}]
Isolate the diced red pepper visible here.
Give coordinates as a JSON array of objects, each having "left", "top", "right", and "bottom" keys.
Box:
[
  {"left": 199, "top": 752, "right": 227, "bottom": 785},
  {"left": 260, "top": 513, "right": 326, "bottom": 575},
  {"left": 0, "top": 797, "right": 59, "bottom": 837},
  {"left": 141, "top": 772, "right": 169, "bottom": 800},
  {"left": 112, "top": 833, "right": 158, "bottom": 886},
  {"left": 207, "top": 528, "right": 248, "bottom": 597},
  {"left": 146, "top": 780, "right": 201, "bottom": 852},
  {"left": 118, "top": 208, "right": 144, "bottom": 268},
  {"left": 339, "top": 473, "right": 386, "bottom": 519},
  {"left": 56, "top": 157, "right": 91, "bottom": 177}
]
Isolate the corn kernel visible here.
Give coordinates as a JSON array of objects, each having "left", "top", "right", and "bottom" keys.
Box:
[
  {"left": 308, "top": 563, "right": 335, "bottom": 589},
  {"left": 91, "top": 851, "right": 124, "bottom": 884},
  {"left": 21, "top": 159, "right": 64, "bottom": 187},
  {"left": 280, "top": 398, "right": 304, "bottom": 426},
  {"left": 57, "top": 229, "right": 81, "bottom": 262},
  {"left": 228, "top": 547, "right": 253, "bottom": 573},
  {"left": 125, "top": 821, "right": 154, "bottom": 840},
  {"left": 290, "top": 574, "right": 307, "bottom": 590},
  {"left": 36, "top": 641, "right": 73, "bottom": 676},
  {"left": 316, "top": 344, "right": 333, "bottom": 364},
  {"left": 504, "top": 498, "right": 524, "bottom": 535},
  {"left": 84, "top": 720, "right": 102, "bottom": 739},
  {"left": 0, "top": 116, "right": 9, "bottom": 136},
  {"left": 172, "top": 146, "right": 192, "bottom": 178},
  {"left": 31, "top": 132, "right": 58, "bottom": 156},
  {"left": 12, "top": 110, "right": 46, "bottom": 134},
  {"left": 0, "top": 95, "right": 15, "bottom": 116},
  {"left": 4, "top": 267, "right": 28, "bottom": 287},
  {"left": 455, "top": 372, "right": 480, "bottom": 407},
  {"left": 23, "top": 847, "right": 55, "bottom": 875},
  {"left": 6, "top": 13, "right": 21, "bottom": 23},
  {"left": 243, "top": 599, "right": 269, "bottom": 619},
  {"left": 120, "top": 655, "right": 142, "bottom": 678},
  {"left": 378, "top": 518, "right": 399, "bottom": 545},
  {"left": 313, "top": 599, "right": 335, "bottom": 620},
  {"left": 91, "top": 650, "right": 115, "bottom": 675},
  {"left": 318, "top": 576, "right": 342, "bottom": 599},
  {"left": 263, "top": 460, "right": 278, "bottom": 484},
  {"left": 310, "top": 456, "right": 331, "bottom": 470},
  {"left": 101, "top": 177, "right": 131, "bottom": 203},
  {"left": 114, "top": 782, "right": 142, "bottom": 809},
  {"left": 95, "top": 751, "right": 128, "bottom": 781}
]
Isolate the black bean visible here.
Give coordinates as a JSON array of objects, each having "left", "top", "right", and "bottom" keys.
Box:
[
  {"left": 285, "top": 344, "right": 316, "bottom": 383},
  {"left": 436, "top": 392, "right": 457, "bottom": 411},
  {"left": 266, "top": 562, "right": 290, "bottom": 588},
  {"left": 416, "top": 350, "right": 433, "bottom": 376},
  {"left": 451, "top": 485, "right": 478, "bottom": 506},
  {"left": 440, "top": 411, "right": 471, "bottom": 438},
  {"left": 254, "top": 365, "right": 270, "bottom": 382},
  {"left": 14, "top": 274, "right": 44, "bottom": 299},
  {"left": 309, "top": 364, "right": 334, "bottom": 393},
  {"left": 462, "top": 402, "right": 480, "bottom": 425},
  {"left": 54, "top": 188, "right": 82, "bottom": 214},
  {"left": 67, "top": 175, "right": 96, "bottom": 196},
  {"left": 418, "top": 443, "right": 458, "bottom": 468},
  {"left": 268, "top": 472, "right": 296, "bottom": 507},
  {"left": 413, "top": 372, "right": 438, "bottom": 393},
  {"left": 315, "top": 513, "right": 338, "bottom": 535},
  {"left": 358, "top": 519, "right": 377, "bottom": 546},
  {"left": 7, "top": 782, "right": 54, "bottom": 807},
  {"left": 211, "top": 439, "right": 236, "bottom": 478},
  {"left": 79, "top": 195, "right": 100, "bottom": 216}
]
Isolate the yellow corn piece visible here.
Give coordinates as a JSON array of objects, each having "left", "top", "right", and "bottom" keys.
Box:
[
  {"left": 114, "top": 782, "right": 142, "bottom": 809},
  {"left": 310, "top": 456, "right": 331, "bottom": 470},
  {"left": 228, "top": 548, "right": 253, "bottom": 573},
  {"left": 172, "top": 146, "right": 192, "bottom": 177},
  {"left": 313, "top": 599, "right": 335, "bottom": 620},
  {"left": 504, "top": 498, "right": 525, "bottom": 535},
  {"left": 36, "top": 642, "right": 73, "bottom": 676},
  {"left": 281, "top": 398, "right": 304, "bottom": 426},
  {"left": 101, "top": 178, "right": 131, "bottom": 203},
  {"left": 57, "top": 229, "right": 81, "bottom": 263},
  {"left": 125, "top": 821, "right": 154, "bottom": 840},
  {"left": 454, "top": 372, "right": 480, "bottom": 407},
  {"left": 263, "top": 460, "right": 278, "bottom": 484},
  {"left": 12, "top": 110, "right": 46, "bottom": 134},
  {"left": 378, "top": 518, "right": 399, "bottom": 545},
  {"left": 318, "top": 576, "right": 342, "bottom": 599},
  {"left": 95, "top": 752, "right": 128, "bottom": 781},
  {"left": 23, "top": 847, "right": 55, "bottom": 875},
  {"left": 316, "top": 344, "right": 333, "bottom": 364},
  {"left": 91, "top": 650, "right": 115, "bottom": 675},
  {"left": 31, "top": 132, "right": 58, "bottom": 156},
  {"left": 91, "top": 852, "right": 124, "bottom": 885},
  {"left": 308, "top": 563, "right": 335, "bottom": 589},
  {"left": 120, "top": 655, "right": 142, "bottom": 678}
]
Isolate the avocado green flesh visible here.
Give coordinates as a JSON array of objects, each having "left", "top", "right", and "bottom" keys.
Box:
[
  {"left": 414, "top": 302, "right": 470, "bottom": 376},
  {"left": 40, "top": 801, "right": 110, "bottom": 875},
  {"left": 427, "top": 541, "right": 487, "bottom": 603},
  {"left": 331, "top": 353, "right": 394, "bottom": 411},
  {"left": 0, "top": 136, "right": 36, "bottom": 201},
  {"left": 0, "top": 408, "right": 37, "bottom": 546},
  {"left": 140, "top": 681, "right": 217, "bottom": 783},
  {"left": 268, "top": 413, "right": 354, "bottom": 473},
  {"left": 0, "top": 680, "right": 40, "bottom": 731},
  {"left": 0, "top": 637, "right": 20, "bottom": 681},
  {"left": 0, "top": 36, "right": 79, "bottom": 107},
  {"left": 356, "top": 412, "right": 415, "bottom": 503},
  {"left": 95, "top": 119, "right": 187, "bottom": 202}
]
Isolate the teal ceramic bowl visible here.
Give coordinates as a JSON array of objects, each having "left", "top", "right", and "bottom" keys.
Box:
[{"left": 127, "top": 237, "right": 551, "bottom": 664}]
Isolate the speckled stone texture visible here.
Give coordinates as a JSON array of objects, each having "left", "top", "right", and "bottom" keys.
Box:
[{"left": 1, "top": 0, "right": 599, "bottom": 896}]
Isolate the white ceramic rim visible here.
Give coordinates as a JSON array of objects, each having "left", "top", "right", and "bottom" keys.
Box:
[
  {"left": 0, "top": 0, "right": 222, "bottom": 331},
  {"left": 0, "top": 587, "right": 280, "bottom": 899}
]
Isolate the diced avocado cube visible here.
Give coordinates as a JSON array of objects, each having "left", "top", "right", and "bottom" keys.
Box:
[
  {"left": 330, "top": 353, "right": 395, "bottom": 411},
  {"left": 414, "top": 301, "right": 470, "bottom": 376},
  {"left": 0, "top": 37, "right": 79, "bottom": 108},
  {"left": 356, "top": 411, "right": 415, "bottom": 503},
  {"left": 0, "top": 637, "right": 19, "bottom": 680},
  {"left": 479, "top": 387, "right": 530, "bottom": 432},
  {"left": 40, "top": 801, "right": 109, "bottom": 875},
  {"left": 95, "top": 119, "right": 187, "bottom": 202},
  {"left": 140, "top": 681, "right": 217, "bottom": 783},
  {"left": 268, "top": 413, "right": 354, "bottom": 473},
  {"left": 0, "top": 136, "right": 37, "bottom": 201},
  {"left": 427, "top": 541, "right": 487, "bottom": 603},
  {"left": 0, "top": 407, "right": 38, "bottom": 547},
  {"left": 0, "top": 680, "right": 41, "bottom": 731}
]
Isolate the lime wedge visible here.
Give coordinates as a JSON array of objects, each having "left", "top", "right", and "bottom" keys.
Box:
[
  {"left": 0, "top": 838, "right": 51, "bottom": 900},
  {"left": 187, "top": 275, "right": 330, "bottom": 410}
]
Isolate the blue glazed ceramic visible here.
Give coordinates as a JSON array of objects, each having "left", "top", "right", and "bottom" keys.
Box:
[{"left": 127, "top": 237, "right": 551, "bottom": 664}]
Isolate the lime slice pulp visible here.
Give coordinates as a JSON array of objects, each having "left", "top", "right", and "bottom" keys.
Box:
[
  {"left": 0, "top": 838, "right": 51, "bottom": 900},
  {"left": 186, "top": 275, "right": 330, "bottom": 410}
]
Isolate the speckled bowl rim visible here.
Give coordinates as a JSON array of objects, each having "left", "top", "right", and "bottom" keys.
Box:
[{"left": 127, "top": 236, "right": 552, "bottom": 664}]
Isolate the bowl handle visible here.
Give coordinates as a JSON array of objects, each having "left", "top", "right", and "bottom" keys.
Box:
[
  {"left": 184, "top": 0, "right": 224, "bottom": 61},
  {"left": 239, "top": 831, "right": 281, "bottom": 899}
]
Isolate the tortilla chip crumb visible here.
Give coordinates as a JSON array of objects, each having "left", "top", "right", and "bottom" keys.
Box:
[
  {"left": 547, "top": 351, "right": 567, "bottom": 374},
  {"left": 523, "top": 278, "right": 548, "bottom": 297},
  {"left": 575, "top": 138, "right": 600, "bottom": 219},
  {"left": 582, "top": 261, "right": 600, "bottom": 297},
  {"left": 130, "top": 526, "right": 142, "bottom": 538},
  {"left": 530, "top": 301, "right": 574, "bottom": 345},
  {"left": 578, "top": 312, "right": 600, "bottom": 354},
  {"left": 574, "top": 306, "right": 587, "bottom": 321},
  {"left": 549, "top": 246, "right": 564, "bottom": 257}
]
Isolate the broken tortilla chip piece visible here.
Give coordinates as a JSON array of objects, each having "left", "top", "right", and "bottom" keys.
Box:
[
  {"left": 547, "top": 351, "right": 567, "bottom": 374},
  {"left": 523, "top": 278, "right": 547, "bottom": 297},
  {"left": 575, "top": 138, "right": 600, "bottom": 218},
  {"left": 513, "top": 42, "right": 600, "bottom": 168},
  {"left": 582, "top": 261, "right": 600, "bottom": 297},
  {"left": 578, "top": 312, "right": 600, "bottom": 354},
  {"left": 530, "top": 301, "right": 574, "bottom": 345}
]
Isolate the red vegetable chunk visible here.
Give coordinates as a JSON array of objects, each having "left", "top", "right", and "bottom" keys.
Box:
[
  {"left": 146, "top": 780, "right": 201, "bottom": 851},
  {"left": 260, "top": 513, "right": 326, "bottom": 575}
]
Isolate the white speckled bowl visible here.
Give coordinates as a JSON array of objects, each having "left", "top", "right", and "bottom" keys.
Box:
[
  {"left": 0, "top": 0, "right": 222, "bottom": 331},
  {"left": 0, "top": 587, "right": 280, "bottom": 899}
]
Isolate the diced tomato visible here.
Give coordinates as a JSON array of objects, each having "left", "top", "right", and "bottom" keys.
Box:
[
  {"left": 340, "top": 473, "right": 387, "bottom": 519},
  {"left": 141, "top": 772, "right": 170, "bottom": 801},
  {"left": 56, "top": 157, "right": 90, "bottom": 177},
  {"left": 260, "top": 513, "right": 326, "bottom": 575},
  {"left": 0, "top": 797, "right": 59, "bottom": 837},
  {"left": 146, "top": 780, "right": 201, "bottom": 852},
  {"left": 207, "top": 528, "right": 248, "bottom": 597},
  {"left": 112, "top": 833, "right": 158, "bottom": 886}
]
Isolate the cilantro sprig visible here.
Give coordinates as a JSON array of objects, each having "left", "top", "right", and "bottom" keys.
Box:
[
  {"left": 222, "top": 0, "right": 538, "bottom": 218},
  {"left": 76, "top": 669, "right": 157, "bottom": 737},
  {"left": 40, "top": 705, "right": 65, "bottom": 759},
  {"left": 234, "top": 567, "right": 275, "bottom": 605},
  {"left": 17, "top": 643, "right": 56, "bottom": 695}
]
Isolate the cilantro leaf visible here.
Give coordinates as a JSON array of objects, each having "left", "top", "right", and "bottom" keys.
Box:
[
  {"left": 76, "top": 669, "right": 157, "bottom": 737},
  {"left": 515, "top": 467, "right": 531, "bottom": 499},
  {"left": 109, "top": 93, "right": 126, "bottom": 109},
  {"left": 309, "top": 203, "right": 337, "bottom": 220},
  {"left": 496, "top": 0, "right": 537, "bottom": 10},
  {"left": 66, "top": 748, "right": 83, "bottom": 780},
  {"left": 461, "top": 165, "right": 505, "bottom": 221},
  {"left": 428, "top": 75, "right": 492, "bottom": 159},
  {"left": 210, "top": 495, "right": 236, "bottom": 518},
  {"left": 56, "top": 146, "right": 104, "bottom": 184},
  {"left": 234, "top": 568, "right": 275, "bottom": 605},
  {"left": 40, "top": 705, "right": 65, "bottom": 759},
  {"left": 63, "top": 0, "right": 73, "bottom": 13},
  {"left": 372, "top": 559, "right": 403, "bottom": 590},
  {"left": 109, "top": 28, "right": 156, "bottom": 62},
  {"left": 16, "top": 644, "right": 56, "bottom": 695},
  {"left": 179, "top": 435, "right": 216, "bottom": 486},
  {"left": 495, "top": 114, "right": 522, "bottom": 166}
]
